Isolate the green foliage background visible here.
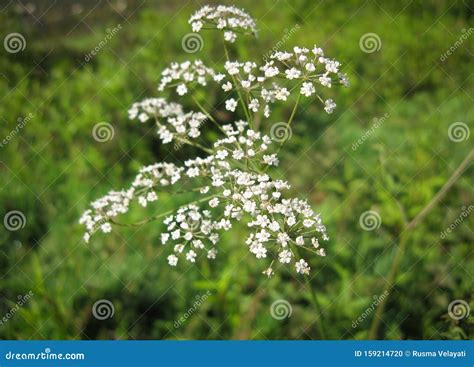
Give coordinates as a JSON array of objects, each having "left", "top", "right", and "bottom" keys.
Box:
[{"left": 0, "top": 0, "right": 472, "bottom": 340}]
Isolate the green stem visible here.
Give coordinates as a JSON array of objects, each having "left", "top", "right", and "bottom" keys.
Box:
[
  {"left": 294, "top": 245, "right": 327, "bottom": 339},
  {"left": 368, "top": 149, "right": 474, "bottom": 339},
  {"left": 192, "top": 96, "right": 226, "bottom": 135},
  {"left": 367, "top": 231, "right": 409, "bottom": 339},
  {"left": 178, "top": 137, "right": 213, "bottom": 154},
  {"left": 278, "top": 92, "right": 301, "bottom": 151},
  {"left": 264, "top": 92, "right": 302, "bottom": 174},
  {"left": 304, "top": 275, "right": 327, "bottom": 339}
]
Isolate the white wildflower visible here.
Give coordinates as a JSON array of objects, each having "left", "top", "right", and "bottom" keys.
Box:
[
  {"left": 225, "top": 98, "right": 238, "bottom": 112},
  {"left": 324, "top": 99, "right": 336, "bottom": 114},
  {"left": 295, "top": 259, "right": 310, "bottom": 274}
]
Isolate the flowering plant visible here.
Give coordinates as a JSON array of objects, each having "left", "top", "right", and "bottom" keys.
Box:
[{"left": 80, "top": 5, "right": 348, "bottom": 277}]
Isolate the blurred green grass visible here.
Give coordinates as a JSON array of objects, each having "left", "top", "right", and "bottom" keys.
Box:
[{"left": 0, "top": 0, "right": 472, "bottom": 340}]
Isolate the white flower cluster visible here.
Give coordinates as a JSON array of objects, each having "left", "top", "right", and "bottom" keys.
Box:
[
  {"left": 81, "top": 5, "right": 348, "bottom": 277},
  {"left": 220, "top": 46, "right": 349, "bottom": 116},
  {"left": 128, "top": 98, "right": 207, "bottom": 144},
  {"left": 163, "top": 204, "right": 220, "bottom": 266},
  {"left": 81, "top": 122, "right": 327, "bottom": 275},
  {"left": 157, "top": 60, "right": 220, "bottom": 95},
  {"left": 189, "top": 5, "right": 257, "bottom": 43},
  {"left": 80, "top": 162, "right": 183, "bottom": 242},
  {"left": 158, "top": 49, "right": 348, "bottom": 117}
]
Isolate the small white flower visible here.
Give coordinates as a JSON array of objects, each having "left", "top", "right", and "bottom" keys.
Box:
[
  {"left": 264, "top": 105, "right": 270, "bottom": 117},
  {"left": 316, "top": 248, "right": 326, "bottom": 257},
  {"left": 252, "top": 243, "right": 267, "bottom": 258},
  {"left": 300, "top": 82, "right": 315, "bottom": 97},
  {"left": 167, "top": 254, "right": 178, "bottom": 266},
  {"left": 305, "top": 62, "right": 316, "bottom": 72},
  {"left": 303, "top": 219, "right": 315, "bottom": 228},
  {"left": 319, "top": 75, "right": 332, "bottom": 88},
  {"left": 339, "top": 73, "right": 349, "bottom": 87},
  {"left": 262, "top": 267, "right": 274, "bottom": 278},
  {"left": 278, "top": 249, "right": 292, "bottom": 264},
  {"left": 248, "top": 98, "right": 259, "bottom": 112},
  {"left": 187, "top": 167, "right": 200, "bottom": 177},
  {"left": 233, "top": 149, "right": 244, "bottom": 160},
  {"left": 192, "top": 21, "right": 203, "bottom": 32},
  {"left": 213, "top": 73, "right": 225, "bottom": 82},
  {"left": 176, "top": 84, "right": 188, "bottom": 96},
  {"left": 207, "top": 248, "right": 217, "bottom": 259},
  {"left": 295, "top": 259, "right": 310, "bottom": 274},
  {"left": 285, "top": 67, "right": 301, "bottom": 79},
  {"left": 138, "top": 113, "right": 148, "bottom": 122},
  {"left": 277, "top": 232, "right": 290, "bottom": 247},
  {"left": 172, "top": 229, "right": 180, "bottom": 240},
  {"left": 296, "top": 236, "right": 304, "bottom": 246},
  {"left": 275, "top": 87, "right": 290, "bottom": 101},
  {"left": 147, "top": 192, "right": 158, "bottom": 202},
  {"left": 225, "top": 98, "right": 238, "bottom": 112},
  {"left": 186, "top": 250, "right": 197, "bottom": 262},
  {"left": 216, "top": 150, "right": 229, "bottom": 160},
  {"left": 263, "top": 154, "right": 279, "bottom": 166},
  {"left": 209, "top": 198, "right": 220, "bottom": 208},
  {"left": 324, "top": 99, "right": 336, "bottom": 114},
  {"left": 222, "top": 81, "right": 233, "bottom": 91},
  {"left": 224, "top": 31, "right": 237, "bottom": 42},
  {"left": 264, "top": 65, "right": 279, "bottom": 77},
  {"left": 287, "top": 216, "right": 296, "bottom": 226},
  {"left": 268, "top": 220, "right": 280, "bottom": 232},
  {"left": 325, "top": 60, "right": 340, "bottom": 73},
  {"left": 225, "top": 61, "right": 240, "bottom": 75},
  {"left": 312, "top": 46, "right": 324, "bottom": 56},
  {"left": 161, "top": 233, "right": 170, "bottom": 244},
  {"left": 101, "top": 223, "right": 112, "bottom": 233}
]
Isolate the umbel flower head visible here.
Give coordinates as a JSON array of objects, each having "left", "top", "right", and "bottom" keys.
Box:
[
  {"left": 80, "top": 4, "right": 349, "bottom": 277},
  {"left": 189, "top": 5, "right": 258, "bottom": 43}
]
